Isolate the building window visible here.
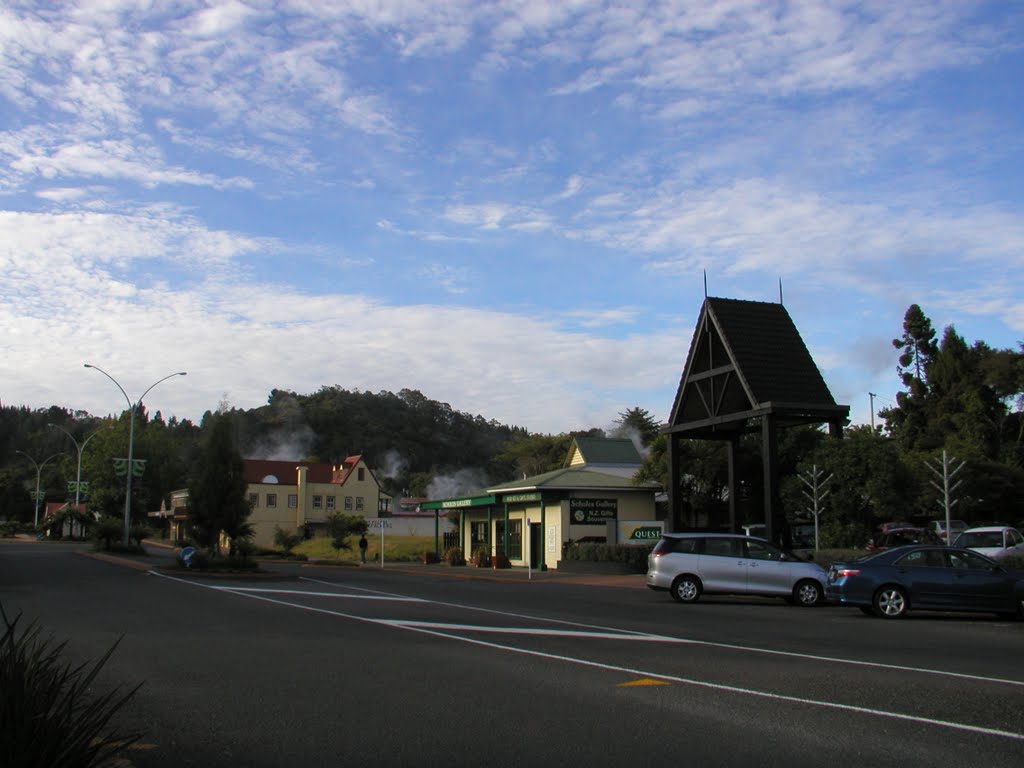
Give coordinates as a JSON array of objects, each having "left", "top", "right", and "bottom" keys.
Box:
[
  {"left": 249, "top": 493, "right": 258, "bottom": 508},
  {"left": 356, "top": 496, "right": 364, "bottom": 511},
  {"left": 358, "top": 468, "right": 365, "bottom": 481},
  {"left": 326, "top": 496, "right": 336, "bottom": 510},
  {"left": 288, "top": 494, "right": 298, "bottom": 508},
  {"left": 266, "top": 493, "right": 277, "bottom": 508},
  {"left": 345, "top": 496, "right": 353, "bottom": 511},
  {"left": 313, "top": 495, "right": 323, "bottom": 509}
]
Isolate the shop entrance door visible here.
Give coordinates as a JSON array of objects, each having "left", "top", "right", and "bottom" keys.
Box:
[{"left": 529, "top": 521, "right": 542, "bottom": 568}]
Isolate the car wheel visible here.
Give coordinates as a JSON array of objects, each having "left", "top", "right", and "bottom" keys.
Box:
[
  {"left": 873, "top": 585, "right": 908, "bottom": 618},
  {"left": 998, "top": 598, "right": 1024, "bottom": 621},
  {"left": 793, "top": 579, "right": 824, "bottom": 607},
  {"left": 670, "top": 575, "right": 701, "bottom": 603}
]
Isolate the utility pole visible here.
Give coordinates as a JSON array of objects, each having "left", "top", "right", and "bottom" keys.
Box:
[
  {"left": 926, "top": 450, "right": 965, "bottom": 542},
  {"left": 868, "top": 392, "right": 877, "bottom": 431},
  {"left": 799, "top": 463, "right": 833, "bottom": 551}
]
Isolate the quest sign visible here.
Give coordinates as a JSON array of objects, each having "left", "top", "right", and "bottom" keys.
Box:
[
  {"left": 617, "top": 520, "right": 665, "bottom": 545},
  {"left": 569, "top": 498, "right": 617, "bottom": 524}
]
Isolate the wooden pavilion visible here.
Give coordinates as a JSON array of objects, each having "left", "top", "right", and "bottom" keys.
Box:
[{"left": 664, "top": 296, "right": 849, "bottom": 544}]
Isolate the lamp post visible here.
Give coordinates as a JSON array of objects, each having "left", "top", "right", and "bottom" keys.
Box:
[
  {"left": 47, "top": 423, "right": 111, "bottom": 537},
  {"left": 15, "top": 450, "right": 65, "bottom": 528},
  {"left": 84, "top": 364, "right": 187, "bottom": 545}
]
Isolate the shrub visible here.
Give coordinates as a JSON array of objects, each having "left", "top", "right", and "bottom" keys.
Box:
[
  {"left": 273, "top": 525, "right": 302, "bottom": 554},
  {"left": 443, "top": 546, "right": 466, "bottom": 566},
  {"left": 0, "top": 604, "right": 141, "bottom": 767},
  {"left": 178, "top": 549, "right": 259, "bottom": 572},
  {"left": 129, "top": 523, "right": 153, "bottom": 545},
  {"left": 563, "top": 543, "right": 653, "bottom": 571},
  {"left": 421, "top": 551, "right": 441, "bottom": 564},
  {"left": 93, "top": 516, "right": 123, "bottom": 551}
]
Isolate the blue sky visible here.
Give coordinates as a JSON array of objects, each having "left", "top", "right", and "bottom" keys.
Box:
[{"left": 2, "top": 1, "right": 1022, "bottom": 435}]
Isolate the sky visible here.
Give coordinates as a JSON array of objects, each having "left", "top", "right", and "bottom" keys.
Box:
[{"left": 2, "top": 1, "right": 1023, "bottom": 437}]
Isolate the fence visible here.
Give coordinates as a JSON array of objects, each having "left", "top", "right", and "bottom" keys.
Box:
[{"left": 442, "top": 530, "right": 460, "bottom": 551}]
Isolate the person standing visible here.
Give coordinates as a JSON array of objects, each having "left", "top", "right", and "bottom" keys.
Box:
[{"left": 359, "top": 533, "right": 368, "bottom": 564}]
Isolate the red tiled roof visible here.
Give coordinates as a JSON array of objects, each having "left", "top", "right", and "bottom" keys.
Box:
[{"left": 243, "top": 459, "right": 334, "bottom": 485}]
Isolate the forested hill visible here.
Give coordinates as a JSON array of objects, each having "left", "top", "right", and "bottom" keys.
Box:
[
  {"left": 229, "top": 386, "right": 531, "bottom": 482},
  {"left": 0, "top": 386, "right": 533, "bottom": 519}
]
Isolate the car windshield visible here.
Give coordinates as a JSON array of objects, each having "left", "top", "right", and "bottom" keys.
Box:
[{"left": 957, "top": 531, "right": 1003, "bottom": 548}]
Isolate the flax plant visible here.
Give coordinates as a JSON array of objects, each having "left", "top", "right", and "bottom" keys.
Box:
[{"left": 0, "top": 605, "right": 141, "bottom": 768}]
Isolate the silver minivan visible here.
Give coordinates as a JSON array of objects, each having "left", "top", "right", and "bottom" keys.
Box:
[{"left": 646, "top": 533, "right": 827, "bottom": 606}]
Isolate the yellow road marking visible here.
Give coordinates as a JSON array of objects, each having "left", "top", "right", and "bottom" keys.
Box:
[{"left": 618, "top": 678, "right": 670, "bottom": 687}]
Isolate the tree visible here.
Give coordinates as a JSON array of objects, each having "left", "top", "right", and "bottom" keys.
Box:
[
  {"left": 324, "top": 511, "right": 368, "bottom": 558},
  {"left": 612, "top": 407, "right": 661, "bottom": 448},
  {"left": 186, "top": 415, "right": 250, "bottom": 556},
  {"left": 881, "top": 304, "right": 938, "bottom": 450}
]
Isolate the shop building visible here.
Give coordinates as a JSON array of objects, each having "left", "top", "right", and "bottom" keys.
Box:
[{"left": 421, "top": 437, "right": 662, "bottom": 570}]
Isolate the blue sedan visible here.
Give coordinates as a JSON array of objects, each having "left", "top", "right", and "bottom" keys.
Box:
[{"left": 826, "top": 545, "right": 1024, "bottom": 619}]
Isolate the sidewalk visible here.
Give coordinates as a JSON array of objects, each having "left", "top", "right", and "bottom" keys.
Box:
[
  {"left": 84, "top": 540, "right": 648, "bottom": 589},
  {"left": 356, "top": 560, "right": 648, "bottom": 588}
]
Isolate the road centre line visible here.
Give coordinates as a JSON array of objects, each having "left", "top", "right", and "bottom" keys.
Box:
[
  {"left": 148, "top": 571, "right": 1024, "bottom": 742},
  {"left": 378, "top": 620, "right": 671, "bottom": 641},
  {"left": 219, "top": 587, "right": 424, "bottom": 602},
  {"left": 300, "top": 575, "right": 1024, "bottom": 690}
]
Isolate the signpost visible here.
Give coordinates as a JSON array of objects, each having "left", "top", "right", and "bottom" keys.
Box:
[{"left": 366, "top": 518, "right": 393, "bottom": 567}]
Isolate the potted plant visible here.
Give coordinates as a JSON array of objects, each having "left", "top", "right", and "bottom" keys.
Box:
[{"left": 472, "top": 546, "right": 490, "bottom": 567}]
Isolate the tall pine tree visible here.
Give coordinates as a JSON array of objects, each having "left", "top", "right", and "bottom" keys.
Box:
[{"left": 186, "top": 415, "right": 250, "bottom": 555}]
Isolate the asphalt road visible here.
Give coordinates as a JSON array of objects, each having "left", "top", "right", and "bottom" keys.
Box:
[{"left": 2, "top": 540, "right": 1023, "bottom": 767}]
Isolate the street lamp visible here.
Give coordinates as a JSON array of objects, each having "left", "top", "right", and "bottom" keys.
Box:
[
  {"left": 47, "top": 423, "right": 112, "bottom": 537},
  {"left": 84, "top": 364, "right": 187, "bottom": 545},
  {"left": 15, "top": 450, "right": 65, "bottom": 528}
]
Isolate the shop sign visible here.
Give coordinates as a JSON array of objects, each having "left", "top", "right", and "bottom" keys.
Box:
[
  {"left": 504, "top": 492, "right": 541, "bottom": 503},
  {"left": 570, "top": 498, "right": 617, "bottom": 523},
  {"left": 618, "top": 521, "right": 664, "bottom": 545}
]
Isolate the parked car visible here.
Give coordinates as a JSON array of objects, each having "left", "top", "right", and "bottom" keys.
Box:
[
  {"left": 953, "top": 526, "right": 1024, "bottom": 560},
  {"left": 867, "top": 527, "right": 941, "bottom": 551},
  {"left": 646, "top": 533, "right": 827, "bottom": 606},
  {"left": 928, "top": 519, "right": 967, "bottom": 542},
  {"left": 877, "top": 521, "right": 914, "bottom": 534},
  {"left": 826, "top": 545, "right": 1024, "bottom": 619}
]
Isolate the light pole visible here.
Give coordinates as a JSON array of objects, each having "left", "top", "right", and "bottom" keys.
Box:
[
  {"left": 47, "top": 423, "right": 111, "bottom": 537},
  {"left": 84, "top": 364, "right": 187, "bottom": 545},
  {"left": 15, "top": 450, "right": 65, "bottom": 529}
]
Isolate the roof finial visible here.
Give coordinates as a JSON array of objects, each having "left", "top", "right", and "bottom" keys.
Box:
[
  {"left": 703, "top": 269, "right": 708, "bottom": 298},
  {"left": 778, "top": 277, "right": 784, "bottom": 305}
]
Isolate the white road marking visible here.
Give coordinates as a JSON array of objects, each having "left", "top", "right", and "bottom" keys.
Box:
[
  {"left": 378, "top": 620, "right": 670, "bottom": 640},
  {"left": 221, "top": 586, "right": 424, "bottom": 602},
  {"left": 148, "top": 571, "right": 1024, "bottom": 741},
  {"left": 307, "top": 575, "right": 1024, "bottom": 690}
]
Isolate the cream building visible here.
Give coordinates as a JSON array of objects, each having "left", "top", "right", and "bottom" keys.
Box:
[
  {"left": 421, "top": 438, "right": 662, "bottom": 570},
  {"left": 163, "top": 455, "right": 391, "bottom": 549}
]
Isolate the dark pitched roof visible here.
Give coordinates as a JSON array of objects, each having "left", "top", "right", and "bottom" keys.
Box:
[
  {"left": 668, "top": 297, "right": 848, "bottom": 434},
  {"left": 565, "top": 437, "right": 642, "bottom": 467}
]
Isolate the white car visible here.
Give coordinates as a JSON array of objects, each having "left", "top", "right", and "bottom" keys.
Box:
[
  {"left": 646, "top": 533, "right": 827, "bottom": 606},
  {"left": 953, "top": 526, "right": 1024, "bottom": 560},
  {"left": 928, "top": 519, "right": 967, "bottom": 542}
]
